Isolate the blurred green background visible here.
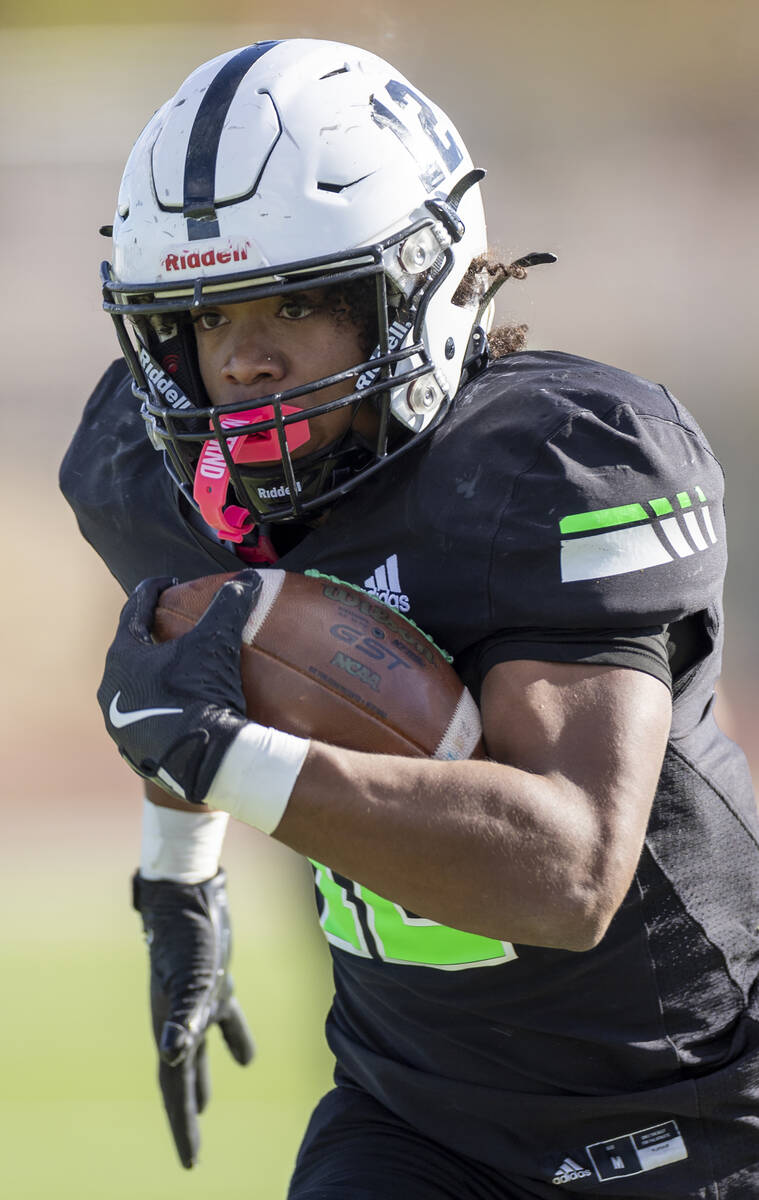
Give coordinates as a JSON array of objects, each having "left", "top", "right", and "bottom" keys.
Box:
[{"left": 2, "top": 1, "right": 758, "bottom": 1195}]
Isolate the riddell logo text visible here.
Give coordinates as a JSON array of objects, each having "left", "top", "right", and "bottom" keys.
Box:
[
  {"left": 138, "top": 347, "right": 191, "bottom": 409},
  {"left": 162, "top": 246, "right": 249, "bottom": 272},
  {"left": 257, "top": 483, "right": 302, "bottom": 500}
]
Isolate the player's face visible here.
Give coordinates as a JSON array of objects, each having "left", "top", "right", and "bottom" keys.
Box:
[{"left": 192, "top": 290, "right": 373, "bottom": 458}]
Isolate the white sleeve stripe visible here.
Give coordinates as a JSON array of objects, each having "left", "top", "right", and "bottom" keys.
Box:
[
  {"left": 702, "top": 507, "right": 718, "bottom": 544},
  {"left": 684, "top": 510, "right": 708, "bottom": 552}
]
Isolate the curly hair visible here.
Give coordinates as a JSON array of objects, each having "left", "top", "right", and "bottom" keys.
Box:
[
  {"left": 452, "top": 252, "right": 531, "bottom": 357},
  {"left": 331, "top": 245, "right": 548, "bottom": 362}
]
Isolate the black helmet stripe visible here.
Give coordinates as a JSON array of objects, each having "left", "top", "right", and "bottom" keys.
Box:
[{"left": 183, "top": 41, "right": 280, "bottom": 240}]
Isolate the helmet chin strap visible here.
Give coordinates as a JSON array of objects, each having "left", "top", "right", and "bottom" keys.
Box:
[{"left": 193, "top": 406, "right": 311, "bottom": 541}]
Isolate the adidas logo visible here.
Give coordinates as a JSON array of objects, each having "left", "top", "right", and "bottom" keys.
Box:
[
  {"left": 364, "top": 554, "right": 410, "bottom": 613},
  {"left": 552, "top": 1157, "right": 592, "bottom": 1185}
]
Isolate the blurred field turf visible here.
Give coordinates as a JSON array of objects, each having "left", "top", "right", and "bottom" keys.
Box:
[{"left": 3, "top": 844, "right": 335, "bottom": 1199}]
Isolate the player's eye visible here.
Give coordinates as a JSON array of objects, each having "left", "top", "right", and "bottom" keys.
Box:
[
  {"left": 191, "top": 310, "right": 226, "bottom": 332},
  {"left": 277, "top": 296, "right": 316, "bottom": 321}
]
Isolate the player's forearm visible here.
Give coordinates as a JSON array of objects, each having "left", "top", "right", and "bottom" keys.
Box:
[
  {"left": 142, "top": 781, "right": 227, "bottom": 883},
  {"left": 271, "top": 744, "right": 624, "bottom": 951}
]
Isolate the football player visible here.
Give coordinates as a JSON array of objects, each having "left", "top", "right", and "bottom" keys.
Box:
[{"left": 61, "top": 40, "right": 759, "bottom": 1198}]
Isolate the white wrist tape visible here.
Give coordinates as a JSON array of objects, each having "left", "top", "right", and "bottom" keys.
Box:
[
  {"left": 140, "top": 797, "right": 229, "bottom": 883},
  {"left": 205, "top": 723, "right": 310, "bottom": 834}
]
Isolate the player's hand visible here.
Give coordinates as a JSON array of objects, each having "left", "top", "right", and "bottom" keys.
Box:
[
  {"left": 133, "top": 869, "right": 254, "bottom": 1169},
  {"left": 98, "top": 571, "right": 261, "bottom": 803}
]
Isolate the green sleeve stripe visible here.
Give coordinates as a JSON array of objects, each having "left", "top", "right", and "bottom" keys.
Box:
[
  {"left": 559, "top": 502, "right": 649, "bottom": 534},
  {"left": 677, "top": 491, "right": 692, "bottom": 509},
  {"left": 649, "top": 497, "right": 673, "bottom": 516},
  {"left": 695, "top": 485, "right": 706, "bottom": 502}
]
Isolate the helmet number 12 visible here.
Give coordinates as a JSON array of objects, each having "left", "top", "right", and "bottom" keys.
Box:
[{"left": 371, "top": 79, "right": 464, "bottom": 192}]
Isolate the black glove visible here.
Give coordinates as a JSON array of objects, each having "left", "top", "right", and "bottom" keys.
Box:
[
  {"left": 97, "top": 571, "right": 261, "bottom": 803},
  {"left": 133, "top": 869, "right": 255, "bottom": 1169}
]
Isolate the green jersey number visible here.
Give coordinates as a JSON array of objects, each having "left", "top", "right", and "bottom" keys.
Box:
[{"left": 311, "top": 861, "right": 518, "bottom": 971}]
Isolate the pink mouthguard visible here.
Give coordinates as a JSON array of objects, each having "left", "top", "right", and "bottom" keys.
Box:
[{"left": 193, "top": 405, "right": 310, "bottom": 541}]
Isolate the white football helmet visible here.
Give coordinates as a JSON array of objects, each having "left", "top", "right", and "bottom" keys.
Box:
[{"left": 102, "top": 39, "right": 492, "bottom": 529}]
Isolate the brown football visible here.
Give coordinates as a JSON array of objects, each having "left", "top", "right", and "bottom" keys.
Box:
[{"left": 153, "top": 570, "right": 483, "bottom": 760}]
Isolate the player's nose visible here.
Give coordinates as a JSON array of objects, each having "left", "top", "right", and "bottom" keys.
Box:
[{"left": 221, "top": 329, "right": 286, "bottom": 387}]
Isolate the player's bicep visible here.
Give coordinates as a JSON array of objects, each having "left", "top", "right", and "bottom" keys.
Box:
[{"left": 481, "top": 659, "right": 671, "bottom": 906}]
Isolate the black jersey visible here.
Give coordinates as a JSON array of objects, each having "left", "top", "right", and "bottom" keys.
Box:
[{"left": 62, "top": 351, "right": 759, "bottom": 1194}]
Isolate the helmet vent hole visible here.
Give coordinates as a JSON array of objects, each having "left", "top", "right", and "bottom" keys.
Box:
[
  {"left": 319, "top": 65, "right": 350, "bottom": 80},
  {"left": 317, "top": 174, "right": 372, "bottom": 193}
]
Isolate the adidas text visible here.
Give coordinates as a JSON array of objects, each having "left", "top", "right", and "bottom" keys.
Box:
[
  {"left": 365, "top": 587, "right": 410, "bottom": 613},
  {"left": 552, "top": 1157, "right": 592, "bottom": 1185}
]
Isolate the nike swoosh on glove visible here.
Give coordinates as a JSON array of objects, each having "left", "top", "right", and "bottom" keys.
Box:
[{"left": 97, "top": 570, "right": 261, "bottom": 804}]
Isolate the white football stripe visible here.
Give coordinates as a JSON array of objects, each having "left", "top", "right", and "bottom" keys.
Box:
[
  {"left": 434, "top": 688, "right": 482, "bottom": 760},
  {"left": 560, "top": 525, "right": 672, "bottom": 582},
  {"left": 242, "top": 569, "right": 286, "bottom": 644}
]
